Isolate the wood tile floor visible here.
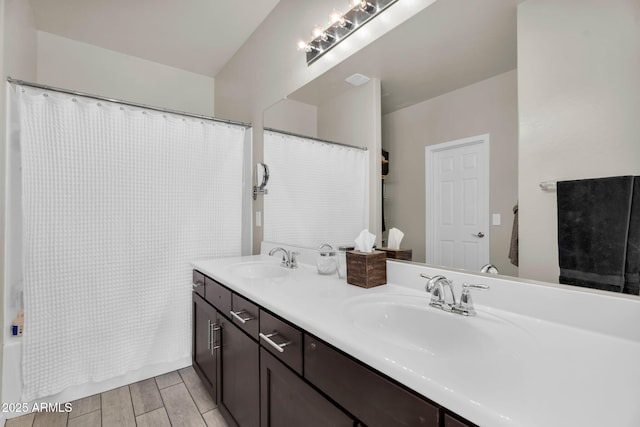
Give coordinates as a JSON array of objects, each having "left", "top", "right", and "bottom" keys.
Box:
[{"left": 6, "top": 366, "right": 229, "bottom": 427}]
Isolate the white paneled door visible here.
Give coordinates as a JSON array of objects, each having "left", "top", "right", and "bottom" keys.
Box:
[{"left": 426, "top": 135, "right": 489, "bottom": 270}]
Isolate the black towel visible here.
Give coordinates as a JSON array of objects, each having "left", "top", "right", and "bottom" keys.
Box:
[
  {"left": 624, "top": 177, "right": 640, "bottom": 295},
  {"left": 557, "top": 176, "right": 634, "bottom": 293}
]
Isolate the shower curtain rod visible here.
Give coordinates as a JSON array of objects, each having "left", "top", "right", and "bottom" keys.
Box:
[
  {"left": 264, "top": 127, "right": 368, "bottom": 151},
  {"left": 7, "top": 77, "right": 252, "bottom": 128}
]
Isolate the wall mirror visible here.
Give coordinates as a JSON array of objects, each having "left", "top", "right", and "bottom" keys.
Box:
[{"left": 263, "top": 0, "right": 640, "bottom": 297}]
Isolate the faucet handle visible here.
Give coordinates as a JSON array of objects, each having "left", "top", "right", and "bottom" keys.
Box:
[
  {"left": 420, "top": 273, "right": 446, "bottom": 293},
  {"left": 462, "top": 283, "right": 490, "bottom": 291},
  {"left": 289, "top": 251, "right": 300, "bottom": 269},
  {"left": 454, "top": 283, "right": 489, "bottom": 316}
]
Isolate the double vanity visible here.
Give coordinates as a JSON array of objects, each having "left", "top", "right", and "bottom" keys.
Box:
[{"left": 191, "top": 250, "right": 640, "bottom": 427}]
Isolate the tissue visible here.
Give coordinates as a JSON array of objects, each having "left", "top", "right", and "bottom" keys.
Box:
[
  {"left": 387, "top": 227, "right": 404, "bottom": 250},
  {"left": 354, "top": 229, "right": 376, "bottom": 253}
]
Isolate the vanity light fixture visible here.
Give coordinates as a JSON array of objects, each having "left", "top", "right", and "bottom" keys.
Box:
[
  {"left": 297, "top": 40, "right": 319, "bottom": 53},
  {"left": 349, "top": 0, "right": 375, "bottom": 12},
  {"left": 312, "top": 24, "right": 334, "bottom": 42},
  {"left": 329, "top": 8, "right": 352, "bottom": 28},
  {"left": 298, "top": 0, "right": 399, "bottom": 65}
]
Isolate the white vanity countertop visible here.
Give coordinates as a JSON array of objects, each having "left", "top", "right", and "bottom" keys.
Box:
[{"left": 192, "top": 254, "right": 640, "bottom": 427}]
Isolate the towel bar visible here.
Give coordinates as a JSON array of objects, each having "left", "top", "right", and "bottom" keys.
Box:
[{"left": 539, "top": 181, "right": 557, "bottom": 191}]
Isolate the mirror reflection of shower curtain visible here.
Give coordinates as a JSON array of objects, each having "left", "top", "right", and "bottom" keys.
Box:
[
  {"left": 263, "top": 130, "right": 369, "bottom": 248},
  {"left": 9, "top": 84, "right": 247, "bottom": 401}
]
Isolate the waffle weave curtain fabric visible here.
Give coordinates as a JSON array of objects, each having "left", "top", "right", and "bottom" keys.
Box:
[
  {"left": 13, "top": 85, "right": 246, "bottom": 401},
  {"left": 263, "top": 130, "right": 369, "bottom": 248}
]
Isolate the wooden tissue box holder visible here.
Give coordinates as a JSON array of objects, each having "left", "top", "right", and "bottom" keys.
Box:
[
  {"left": 377, "top": 247, "right": 413, "bottom": 261},
  {"left": 346, "top": 250, "right": 387, "bottom": 288}
]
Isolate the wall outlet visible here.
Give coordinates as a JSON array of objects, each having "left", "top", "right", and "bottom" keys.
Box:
[{"left": 256, "top": 211, "right": 262, "bottom": 227}]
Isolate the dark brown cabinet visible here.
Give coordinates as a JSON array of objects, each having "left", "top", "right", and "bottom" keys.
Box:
[
  {"left": 192, "top": 270, "right": 205, "bottom": 298},
  {"left": 219, "top": 313, "right": 260, "bottom": 427},
  {"left": 192, "top": 269, "right": 478, "bottom": 427},
  {"left": 444, "top": 413, "right": 474, "bottom": 427},
  {"left": 259, "top": 310, "right": 303, "bottom": 374},
  {"left": 260, "top": 348, "right": 353, "bottom": 427},
  {"left": 205, "top": 276, "right": 231, "bottom": 314},
  {"left": 305, "top": 336, "right": 440, "bottom": 427},
  {"left": 192, "top": 293, "right": 219, "bottom": 400}
]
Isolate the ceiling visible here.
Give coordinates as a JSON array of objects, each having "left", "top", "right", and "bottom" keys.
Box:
[
  {"left": 288, "top": 0, "right": 521, "bottom": 114},
  {"left": 29, "top": 0, "right": 281, "bottom": 77},
  {"left": 29, "top": 0, "right": 521, "bottom": 114}
]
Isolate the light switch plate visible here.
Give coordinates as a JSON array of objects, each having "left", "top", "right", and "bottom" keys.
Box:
[
  {"left": 256, "top": 211, "right": 262, "bottom": 227},
  {"left": 492, "top": 213, "right": 501, "bottom": 226}
]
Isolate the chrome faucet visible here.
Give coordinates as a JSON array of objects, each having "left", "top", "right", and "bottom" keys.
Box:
[
  {"left": 268, "top": 247, "right": 299, "bottom": 269},
  {"left": 480, "top": 263, "right": 499, "bottom": 274},
  {"left": 420, "top": 274, "right": 489, "bottom": 316},
  {"left": 423, "top": 275, "right": 456, "bottom": 310}
]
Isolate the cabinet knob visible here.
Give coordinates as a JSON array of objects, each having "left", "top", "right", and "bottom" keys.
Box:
[{"left": 309, "top": 342, "right": 317, "bottom": 350}]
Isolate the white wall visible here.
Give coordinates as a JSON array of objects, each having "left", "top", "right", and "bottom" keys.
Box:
[
  {"left": 382, "top": 70, "right": 518, "bottom": 275},
  {"left": 1, "top": 0, "right": 38, "bottom": 405},
  {"left": 214, "top": 0, "right": 439, "bottom": 253},
  {"left": 37, "top": 31, "right": 215, "bottom": 116},
  {"left": 215, "top": 0, "right": 437, "bottom": 124},
  {"left": 263, "top": 99, "right": 318, "bottom": 138},
  {"left": 518, "top": 0, "right": 640, "bottom": 283},
  {"left": 318, "top": 79, "right": 382, "bottom": 243}
]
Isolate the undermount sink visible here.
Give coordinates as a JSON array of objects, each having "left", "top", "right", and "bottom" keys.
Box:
[
  {"left": 228, "top": 261, "right": 289, "bottom": 279},
  {"left": 344, "top": 293, "right": 529, "bottom": 358}
]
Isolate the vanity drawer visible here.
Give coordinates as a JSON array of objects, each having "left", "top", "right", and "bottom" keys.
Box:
[
  {"left": 205, "top": 277, "right": 232, "bottom": 315},
  {"left": 444, "top": 413, "right": 476, "bottom": 427},
  {"left": 231, "top": 294, "right": 259, "bottom": 339},
  {"left": 304, "top": 336, "right": 439, "bottom": 427},
  {"left": 259, "top": 310, "right": 302, "bottom": 374},
  {"left": 192, "top": 270, "right": 205, "bottom": 298}
]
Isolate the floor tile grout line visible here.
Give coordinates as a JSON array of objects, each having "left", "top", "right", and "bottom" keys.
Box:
[
  {"left": 163, "top": 372, "right": 208, "bottom": 427},
  {"left": 177, "top": 368, "right": 202, "bottom": 414},
  {"left": 129, "top": 379, "right": 166, "bottom": 418},
  {"left": 127, "top": 383, "right": 136, "bottom": 427},
  {"left": 10, "top": 370, "right": 211, "bottom": 427},
  {"left": 178, "top": 367, "right": 215, "bottom": 416},
  {"left": 69, "top": 408, "right": 101, "bottom": 424},
  {"left": 155, "top": 378, "right": 171, "bottom": 427}
]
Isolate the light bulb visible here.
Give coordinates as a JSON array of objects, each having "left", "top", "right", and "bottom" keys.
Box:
[
  {"left": 312, "top": 25, "right": 325, "bottom": 39},
  {"left": 297, "top": 40, "right": 310, "bottom": 52},
  {"left": 329, "top": 8, "right": 352, "bottom": 28},
  {"left": 349, "top": 0, "right": 373, "bottom": 12},
  {"left": 329, "top": 8, "right": 343, "bottom": 25}
]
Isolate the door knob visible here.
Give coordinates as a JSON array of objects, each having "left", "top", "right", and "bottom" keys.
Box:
[{"left": 472, "top": 232, "right": 485, "bottom": 238}]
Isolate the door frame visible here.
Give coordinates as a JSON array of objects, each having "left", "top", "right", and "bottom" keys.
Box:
[{"left": 425, "top": 134, "right": 490, "bottom": 266}]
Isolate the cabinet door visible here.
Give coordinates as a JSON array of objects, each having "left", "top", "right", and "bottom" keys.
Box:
[
  {"left": 260, "top": 349, "right": 353, "bottom": 427},
  {"left": 193, "top": 293, "right": 219, "bottom": 401},
  {"left": 219, "top": 317, "right": 259, "bottom": 427},
  {"left": 305, "top": 336, "right": 439, "bottom": 427}
]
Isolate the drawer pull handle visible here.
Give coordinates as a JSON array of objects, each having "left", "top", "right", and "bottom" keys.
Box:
[
  {"left": 192, "top": 281, "right": 202, "bottom": 289},
  {"left": 230, "top": 310, "right": 255, "bottom": 324},
  {"left": 259, "top": 332, "right": 291, "bottom": 353}
]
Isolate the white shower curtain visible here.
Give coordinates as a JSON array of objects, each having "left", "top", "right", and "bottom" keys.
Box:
[
  {"left": 263, "top": 130, "right": 369, "bottom": 248},
  {"left": 11, "top": 85, "right": 247, "bottom": 401}
]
